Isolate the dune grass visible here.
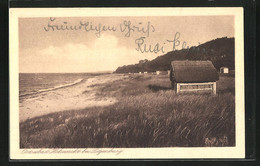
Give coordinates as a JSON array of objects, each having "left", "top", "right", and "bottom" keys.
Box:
[{"left": 20, "top": 74, "right": 235, "bottom": 148}]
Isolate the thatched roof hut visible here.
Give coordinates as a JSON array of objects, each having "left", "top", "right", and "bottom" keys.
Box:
[
  {"left": 170, "top": 60, "right": 219, "bottom": 94},
  {"left": 170, "top": 60, "right": 219, "bottom": 83}
]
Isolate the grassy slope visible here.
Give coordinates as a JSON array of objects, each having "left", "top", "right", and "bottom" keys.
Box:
[{"left": 20, "top": 74, "right": 235, "bottom": 148}]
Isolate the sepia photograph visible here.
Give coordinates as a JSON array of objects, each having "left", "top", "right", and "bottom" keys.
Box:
[{"left": 9, "top": 8, "right": 245, "bottom": 159}]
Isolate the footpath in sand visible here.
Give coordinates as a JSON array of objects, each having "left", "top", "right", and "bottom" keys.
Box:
[{"left": 19, "top": 74, "right": 123, "bottom": 122}]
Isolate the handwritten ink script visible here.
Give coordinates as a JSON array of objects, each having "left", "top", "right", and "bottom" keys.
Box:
[
  {"left": 44, "top": 17, "right": 155, "bottom": 38},
  {"left": 135, "top": 32, "right": 189, "bottom": 54},
  {"left": 44, "top": 17, "right": 190, "bottom": 54},
  {"left": 22, "top": 148, "right": 123, "bottom": 155}
]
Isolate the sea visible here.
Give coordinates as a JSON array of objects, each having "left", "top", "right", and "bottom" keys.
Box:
[{"left": 19, "top": 73, "right": 104, "bottom": 98}]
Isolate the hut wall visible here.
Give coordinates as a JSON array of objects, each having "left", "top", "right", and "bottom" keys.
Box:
[
  {"left": 213, "top": 82, "right": 216, "bottom": 94},
  {"left": 220, "top": 67, "right": 229, "bottom": 73},
  {"left": 176, "top": 82, "right": 216, "bottom": 94},
  {"left": 223, "top": 68, "right": 229, "bottom": 73}
]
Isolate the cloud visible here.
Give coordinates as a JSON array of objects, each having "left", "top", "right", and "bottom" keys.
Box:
[{"left": 19, "top": 35, "right": 144, "bottom": 73}]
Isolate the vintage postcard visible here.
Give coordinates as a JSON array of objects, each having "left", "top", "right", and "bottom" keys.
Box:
[{"left": 9, "top": 7, "right": 244, "bottom": 159}]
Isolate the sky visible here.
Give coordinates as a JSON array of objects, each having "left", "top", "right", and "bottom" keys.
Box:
[{"left": 19, "top": 16, "right": 234, "bottom": 73}]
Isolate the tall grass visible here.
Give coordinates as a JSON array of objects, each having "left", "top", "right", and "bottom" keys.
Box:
[{"left": 20, "top": 74, "right": 235, "bottom": 148}]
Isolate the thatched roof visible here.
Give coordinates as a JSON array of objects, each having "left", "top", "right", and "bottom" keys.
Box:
[{"left": 171, "top": 61, "right": 219, "bottom": 83}]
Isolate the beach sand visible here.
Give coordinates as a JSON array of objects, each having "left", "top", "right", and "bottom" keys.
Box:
[{"left": 19, "top": 74, "right": 123, "bottom": 122}]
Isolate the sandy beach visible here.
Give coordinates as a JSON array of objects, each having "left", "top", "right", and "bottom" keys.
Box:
[{"left": 19, "top": 74, "right": 123, "bottom": 122}]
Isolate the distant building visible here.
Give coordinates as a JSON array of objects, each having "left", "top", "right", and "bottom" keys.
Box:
[
  {"left": 144, "top": 72, "right": 148, "bottom": 74},
  {"left": 139, "top": 72, "right": 142, "bottom": 74},
  {"left": 170, "top": 61, "right": 219, "bottom": 94},
  {"left": 156, "top": 71, "right": 160, "bottom": 75},
  {"left": 220, "top": 67, "right": 229, "bottom": 74}
]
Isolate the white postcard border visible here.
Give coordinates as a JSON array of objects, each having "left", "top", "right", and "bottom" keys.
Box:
[{"left": 9, "top": 7, "right": 244, "bottom": 159}]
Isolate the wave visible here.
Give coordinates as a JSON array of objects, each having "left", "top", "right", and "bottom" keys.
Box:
[{"left": 19, "top": 78, "right": 84, "bottom": 98}]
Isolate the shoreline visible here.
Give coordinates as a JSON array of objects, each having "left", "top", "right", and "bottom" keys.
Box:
[
  {"left": 19, "top": 78, "right": 84, "bottom": 98},
  {"left": 19, "top": 74, "right": 123, "bottom": 122}
]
